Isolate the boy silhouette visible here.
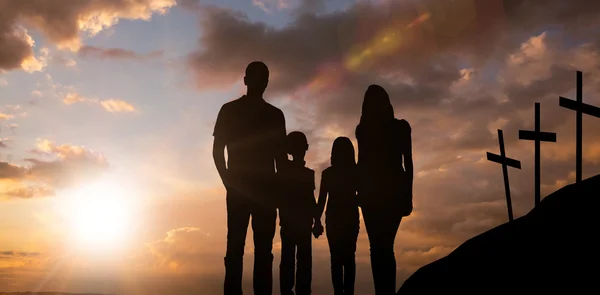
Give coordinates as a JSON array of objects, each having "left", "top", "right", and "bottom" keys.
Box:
[{"left": 278, "top": 131, "right": 317, "bottom": 295}]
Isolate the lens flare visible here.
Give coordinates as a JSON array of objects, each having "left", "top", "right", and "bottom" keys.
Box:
[{"left": 344, "top": 12, "right": 431, "bottom": 72}]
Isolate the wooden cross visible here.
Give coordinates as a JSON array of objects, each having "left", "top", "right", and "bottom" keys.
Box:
[
  {"left": 559, "top": 71, "right": 600, "bottom": 183},
  {"left": 519, "top": 103, "right": 556, "bottom": 207},
  {"left": 487, "top": 129, "right": 521, "bottom": 222}
]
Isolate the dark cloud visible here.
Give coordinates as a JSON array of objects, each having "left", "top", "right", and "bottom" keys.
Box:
[
  {"left": 0, "top": 0, "right": 175, "bottom": 71},
  {"left": 0, "top": 161, "right": 24, "bottom": 179},
  {"left": 79, "top": 46, "right": 164, "bottom": 61},
  {"left": 187, "top": 0, "right": 600, "bottom": 125}
]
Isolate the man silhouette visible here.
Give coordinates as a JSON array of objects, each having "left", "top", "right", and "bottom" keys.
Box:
[{"left": 213, "top": 61, "right": 287, "bottom": 295}]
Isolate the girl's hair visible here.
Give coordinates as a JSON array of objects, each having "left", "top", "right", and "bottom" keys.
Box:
[
  {"left": 331, "top": 137, "right": 356, "bottom": 168},
  {"left": 359, "top": 84, "right": 394, "bottom": 125}
]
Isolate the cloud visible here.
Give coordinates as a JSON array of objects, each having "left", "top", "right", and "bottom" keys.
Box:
[
  {"left": 78, "top": 45, "right": 164, "bottom": 61},
  {"left": 138, "top": 227, "right": 224, "bottom": 275},
  {"left": 0, "top": 0, "right": 176, "bottom": 72},
  {"left": 62, "top": 92, "right": 137, "bottom": 113},
  {"left": 252, "top": 0, "right": 293, "bottom": 13},
  {"left": 20, "top": 46, "right": 49, "bottom": 73},
  {"left": 0, "top": 161, "right": 25, "bottom": 179},
  {"left": 0, "top": 251, "right": 41, "bottom": 258},
  {"left": 100, "top": 99, "right": 136, "bottom": 113},
  {"left": 0, "top": 113, "right": 14, "bottom": 120},
  {"left": 0, "top": 139, "right": 110, "bottom": 199},
  {"left": 62, "top": 92, "right": 87, "bottom": 105}
]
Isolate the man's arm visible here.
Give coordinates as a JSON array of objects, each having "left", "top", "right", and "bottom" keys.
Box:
[
  {"left": 213, "top": 105, "right": 229, "bottom": 188},
  {"left": 213, "top": 136, "right": 228, "bottom": 187},
  {"left": 274, "top": 110, "right": 288, "bottom": 173}
]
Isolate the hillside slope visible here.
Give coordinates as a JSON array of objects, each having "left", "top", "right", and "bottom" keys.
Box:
[{"left": 398, "top": 174, "right": 600, "bottom": 294}]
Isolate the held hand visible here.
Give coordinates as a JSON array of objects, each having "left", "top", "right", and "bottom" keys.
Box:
[{"left": 312, "top": 220, "right": 324, "bottom": 239}]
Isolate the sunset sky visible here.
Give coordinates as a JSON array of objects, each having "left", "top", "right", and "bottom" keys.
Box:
[{"left": 1, "top": 0, "right": 600, "bottom": 294}]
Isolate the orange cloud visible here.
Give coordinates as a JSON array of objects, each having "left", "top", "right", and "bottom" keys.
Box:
[
  {"left": 0, "top": 113, "right": 14, "bottom": 120},
  {"left": 0, "top": 139, "right": 110, "bottom": 199},
  {"left": 140, "top": 227, "right": 223, "bottom": 275},
  {"left": 100, "top": 99, "right": 136, "bottom": 113},
  {"left": 62, "top": 92, "right": 136, "bottom": 113}
]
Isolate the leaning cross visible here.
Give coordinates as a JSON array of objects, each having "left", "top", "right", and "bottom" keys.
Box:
[
  {"left": 519, "top": 102, "right": 556, "bottom": 207},
  {"left": 559, "top": 71, "right": 600, "bottom": 183},
  {"left": 487, "top": 129, "right": 521, "bottom": 222}
]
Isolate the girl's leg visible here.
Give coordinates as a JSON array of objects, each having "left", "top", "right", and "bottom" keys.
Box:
[
  {"left": 327, "top": 225, "right": 344, "bottom": 295},
  {"left": 343, "top": 222, "right": 359, "bottom": 295}
]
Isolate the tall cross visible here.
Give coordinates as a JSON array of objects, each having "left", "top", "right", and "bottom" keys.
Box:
[
  {"left": 559, "top": 71, "right": 600, "bottom": 183},
  {"left": 518, "top": 102, "right": 556, "bottom": 207},
  {"left": 487, "top": 129, "right": 521, "bottom": 222}
]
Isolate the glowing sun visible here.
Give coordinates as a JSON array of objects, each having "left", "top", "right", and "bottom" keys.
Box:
[{"left": 63, "top": 180, "right": 136, "bottom": 249}]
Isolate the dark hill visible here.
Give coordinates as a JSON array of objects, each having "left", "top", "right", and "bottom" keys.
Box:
[{"left": 398, "top": 174, "right": 600, "bottom": 294}]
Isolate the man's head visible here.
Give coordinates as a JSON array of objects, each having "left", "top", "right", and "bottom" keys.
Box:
[
  {"left": 244, "top": 61, "right": 269, "bottom": 95},
  {"left": 287, "top": 131, "right": 308, "bottom": 160}
]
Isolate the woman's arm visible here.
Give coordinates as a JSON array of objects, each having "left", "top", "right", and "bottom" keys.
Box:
[
  {"left": 404, "top": 135, "right": 413, "bottom": 196},
  {"left": 315, "top": 171, "right": 328, "bottom": 221},
  {"left": 402, "top": 121, "right": 413, "bottom": 198}
]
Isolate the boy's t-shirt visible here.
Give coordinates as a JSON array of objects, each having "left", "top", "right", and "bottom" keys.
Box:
[{"left": 279, "top": 163, "right": 315, "bottom": 229}]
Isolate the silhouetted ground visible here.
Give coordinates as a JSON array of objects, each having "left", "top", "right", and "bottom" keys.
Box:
[{"left": 398, "top": 174, "right": 600, "bottom": 294}]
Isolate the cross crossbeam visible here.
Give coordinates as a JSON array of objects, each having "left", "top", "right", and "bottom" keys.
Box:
[
  {"left": 558, "top": 71, "right": 600, "bottom": 183},
  {"left": 486, "top": 129, "right": 521, "bottom": 222},
  {"left": 518, "top": 102, "right": 556, "bottom": 207}
]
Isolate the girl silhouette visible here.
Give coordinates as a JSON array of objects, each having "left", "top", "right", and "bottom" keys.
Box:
[
  {"left": 355, "top": 84, "right": 413, "bottom": 295},
  {"left": 315, "top": 137, "right": 360, "bottom": 295}
]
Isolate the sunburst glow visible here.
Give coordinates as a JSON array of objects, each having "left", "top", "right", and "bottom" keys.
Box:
[{"left": 62, "top": 179, "right": 136, "bottom": 250}]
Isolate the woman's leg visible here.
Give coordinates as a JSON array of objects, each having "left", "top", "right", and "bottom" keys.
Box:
[
  {"left": 381, "top": 212, "right": 402, "bottom": 295},
  {"left": 363, "top": 206, "right": 402, "bottom": 295}
]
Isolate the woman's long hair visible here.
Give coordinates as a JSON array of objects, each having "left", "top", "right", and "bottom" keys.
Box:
[
  {"left": 359, "top": 84, "right": 394, "bottom": 126},
  {"left": 331, "top": 137, "right": 356, "bottom": 168}
]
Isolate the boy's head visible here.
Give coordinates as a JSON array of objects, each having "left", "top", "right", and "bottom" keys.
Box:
[{"left": 287, "top": 131, "right": 308, "bottom": 160}]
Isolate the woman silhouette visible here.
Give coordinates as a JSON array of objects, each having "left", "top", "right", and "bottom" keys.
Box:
[
  {"left": 355, "top": 85, "right": 413, "bottom": 295},
  {"left": 315, "top": 137, "right": 360, "bottom": 295}
]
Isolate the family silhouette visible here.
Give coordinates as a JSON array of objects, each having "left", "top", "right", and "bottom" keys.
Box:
[{"left": 213, "top": 61, "right": 414, "bottom": 295}]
